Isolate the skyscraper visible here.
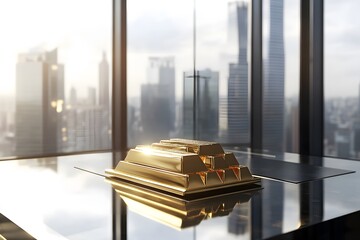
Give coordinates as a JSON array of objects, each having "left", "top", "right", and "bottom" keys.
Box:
[
  {"left": 99, "top": 52, "right": 110, "bottom": 107},
  {"left": 227, "top": 2, "right": 249, "bottom": 144},
  {"left": 87, "top": 87, "right": 97, "bottom": 106},
  {"left": 285, "top": 98, "right": 299, "bottom": 152},
  {"left": 335, "top": 126, "right": 351, "bottom": 158},
  {"left": 183, "top": 69, "right": 219, "bottom": 140},
  {"left": 262, "top": 2, "right": 285, "bottom": 235},
  {"left": 263, "top": 0, "right": 285, "bottom": 152},
  {"left": 65, "top": 53, "right": 112, "bottom": 151},
  {"left": 140, "top": 57, "right": 175, "bottom": 143},
  {"left": 15, "top": 48, "right": 64, "bottom": 155},
  {"left": 65, "top": 88, "right": 106, "bottom": 152},
  {"left": 149, "top": 56, "right": 176, "bottom": 127},
  {"left": 98, "top": 52, "right": 111, "bottom": 148}
]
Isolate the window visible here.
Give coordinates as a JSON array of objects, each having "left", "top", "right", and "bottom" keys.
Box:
[
  {"left": 262, "top": 0, "right": 300, "bottom": 153},
  {"left": 2, "top": 0, "right": 351, "bottom": 159},
  {"left": 196, "top": 0, "right": 250, "bottom": 145},
  {"left": 324, "top": 0, "right": 360, "bottom": 159},
  {"left": 127, "top": 0, "right": 252, "bottom": 147},
  {"left": 127, "top": 0, "right": 193, "bottom": 147},
  {"left": 0, "top": 0, "right": 112, "bottom": 158}
]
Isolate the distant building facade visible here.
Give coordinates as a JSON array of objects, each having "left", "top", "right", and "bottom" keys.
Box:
[
  {"left": 15, "top": 49, "right": 64, "bottom": 155},
  {"left": 183, "top": 69, "right": 219, "bottom": 140},
  {"left": 65, "top": 52, "right": 111, "bottom": 151},
  {"left": 263, "top": 0, "right": 285, "bottom": 152},
  {"left": 140, "top": 57, "right": 175, "bottom": 143},
  {"left": 227, "top": 1, "right": 249, "bottom": 144},
  {"left": 98, "top": 52, "right": 111, "bottom": 148}
]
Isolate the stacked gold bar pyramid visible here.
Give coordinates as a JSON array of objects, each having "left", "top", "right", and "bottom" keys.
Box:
[{"left": 106, "top": 139, "right": 261, "bottom": 196}]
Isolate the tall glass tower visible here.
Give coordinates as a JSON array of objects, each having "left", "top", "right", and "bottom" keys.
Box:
[
  {"left": 98, "top": 52, "right": 111, "bottom": 148},
  {"left": 227, "top": 2, "right": 249, "bottom": 144},
  {"left": 263, "top": 0, "right": 285, "bottom": 152},
  {"left": 140, "top": 57, "right": 175, "bottom": 143}
]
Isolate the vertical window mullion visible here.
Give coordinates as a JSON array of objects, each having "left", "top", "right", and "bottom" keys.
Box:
[
  {"left": 299, "top": 0, "right": 324, "bottom": 156},
  {"left": 112, "top": 0, "right": 127, "bottom": 152}
]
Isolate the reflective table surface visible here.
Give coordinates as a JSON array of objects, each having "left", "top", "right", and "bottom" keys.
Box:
[{"left": 0, "top": 151, "right": 359, "bottom": 239}]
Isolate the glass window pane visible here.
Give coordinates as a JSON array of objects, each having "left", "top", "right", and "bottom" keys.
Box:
[
  {"left": 127, "top": 0, "right": 193, "bottom": 146},
  {"left": 196, "top": 0, "right": 250, "bottom": 145},
  {"left": 0, "top": 1, "right": 112, "bottom": 157},
  {"left": 262, "top": 0, "right": 300, "bottom": 153},
  {"left": 324, "top": 0, "right": 360, "bottom": 159},
  {"left": 128, "top": 0, "right": 252, "bottom": 146}
]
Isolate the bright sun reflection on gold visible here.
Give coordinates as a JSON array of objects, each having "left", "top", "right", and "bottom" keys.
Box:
[{"left": 141, "top": 147, "right": 154, "bottom": 155}]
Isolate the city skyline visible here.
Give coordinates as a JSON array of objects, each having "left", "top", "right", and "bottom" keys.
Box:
[
  {"left": 0, "top": 47, "right": 112, "bottom": 156},
  {"left": 1, "top": 0, "right": 360, "bottom": 160},
  {"left": 64, "top": 52, "right": 112, "bottom": 152},
  {"left": 0, "top": 1, "right": 359, "bottom": 98}
]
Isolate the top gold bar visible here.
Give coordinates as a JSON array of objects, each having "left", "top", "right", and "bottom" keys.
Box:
[
  {"left": 160, "top": 138, "right": 225, "bottom": 155},
  {"left": 123, "top": 146, "right": 208, "bottom": 174}
]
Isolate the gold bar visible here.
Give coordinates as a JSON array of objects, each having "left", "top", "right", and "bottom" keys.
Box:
[
  {"left": 161, "top": 138, "right": 225, "bottom": 155},
  {"left": 198, "top": 170, "right": 223, "bottom": 186},
  {"left": 107, "top": 161, "right": 204, "bottom": 194},
  {"left": 151, "top": 142, "right": 191, "bottom": 152},
  {"left": 224, "top": 152, "right": 240, "bottom": 166},
  {"left": 223, "top": 168, "right": 240, "bottom": 183},
  {"left": 125, "top": 147, "right": 208, "bottom": 174},
  {"left": 153, "top": 142, "right": 231, "bottom": 170},
  {"left": 239, "top": 165, "right": 254, "bottom": 181},
  {"left": 204, "top": 155, "right": 230, "bottom": 169}
]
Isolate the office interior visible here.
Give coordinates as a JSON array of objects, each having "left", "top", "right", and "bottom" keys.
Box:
[{"left": 0, "top": 0, "right": 359, "bottom": 239}]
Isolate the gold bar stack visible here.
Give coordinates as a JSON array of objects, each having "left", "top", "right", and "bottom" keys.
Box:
[{"left": 106, "top": 139, "right": 261, "bottom": 196}]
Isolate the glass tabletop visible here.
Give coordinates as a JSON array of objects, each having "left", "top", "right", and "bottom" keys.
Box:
[{"left": 0, "top": 151, "right": 359, "bottom": 240}]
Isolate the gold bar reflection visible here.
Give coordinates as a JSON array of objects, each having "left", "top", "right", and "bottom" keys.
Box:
[{"left": 108, "top": 178, "right": 261, "bottom": 230}]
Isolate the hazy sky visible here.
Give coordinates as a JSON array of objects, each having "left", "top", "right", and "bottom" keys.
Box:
[
  {"left": 324, "top": 0, "right": 360, "bottom": 98},
  {"left": 0, "top": 0, "right": 359, "bottom": 100},
  {"left": 127, "top": 0, "right": 300, "bottom": 99},
  {"left": 128, "top": 0, "right": 360, "bottom": 99},
  {"left": 0, "top": 0, "right": 112, "bottom": 98}
]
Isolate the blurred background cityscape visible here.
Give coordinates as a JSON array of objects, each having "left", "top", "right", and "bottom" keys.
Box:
[
  {"left": 0, "top": 49, "right": 111, "bottom": 157},
  {"left": 0, "top": 0, "right": 359, "bottom": 160}
]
